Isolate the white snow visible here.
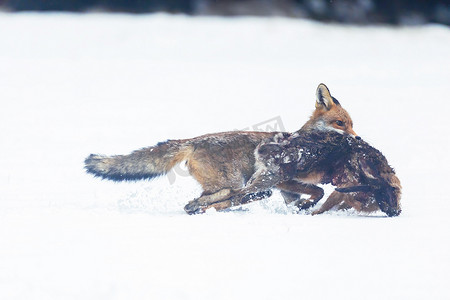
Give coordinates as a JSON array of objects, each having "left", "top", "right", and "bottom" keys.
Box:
[{"left": 1, "top": 12, "right": 449, "bottom": 300}]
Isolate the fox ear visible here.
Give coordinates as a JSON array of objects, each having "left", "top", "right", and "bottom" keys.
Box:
[{"left": 315, "top": 83, "right": 335, "bottom": 110}]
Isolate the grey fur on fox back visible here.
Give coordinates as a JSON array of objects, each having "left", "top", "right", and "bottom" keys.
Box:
[{"left": 85, "top": 131, "right": 275, "bottom": 192}]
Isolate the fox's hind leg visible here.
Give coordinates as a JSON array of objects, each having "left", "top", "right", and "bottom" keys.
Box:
[
  {"left": 184, "top": 189, "right": 233, "bottom": 215},
  {"left": 185, "top": 167, "right": 279, "bottom": 214},
  {"left": 184, "top": 158, "right": 248, "bottom": 214},
  {"left": 184, "top": 188, "right": 273, "bottom": 214},
  {"left": 213, "top": 168, "right": 280, "bottom": 210},
  {"left": 201, "top": 189, "right": 273, "bottom": 213},
  {"left": 277, "top": 181, "right": 324, "bottom": 211}
]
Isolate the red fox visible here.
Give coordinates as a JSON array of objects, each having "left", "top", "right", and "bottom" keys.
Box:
[{"left": 85, "top": 84, "right": 359, "bottom": 213}]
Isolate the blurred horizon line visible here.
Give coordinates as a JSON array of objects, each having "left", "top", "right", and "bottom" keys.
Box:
[{"left": 0, "top": 0, "right": 449, "bottom": 26}]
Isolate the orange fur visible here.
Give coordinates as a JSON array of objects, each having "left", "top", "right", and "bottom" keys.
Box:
[{"left": 302, "top": 84, "right": 358, "bottom": 138}]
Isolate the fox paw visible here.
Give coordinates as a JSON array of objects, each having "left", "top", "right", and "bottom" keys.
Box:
[
  {"left": 184, "top": 202, "right": 206, "bottom": 215},
  {"left": 297, "top": 199, "right": 318, "bottom": 211}
]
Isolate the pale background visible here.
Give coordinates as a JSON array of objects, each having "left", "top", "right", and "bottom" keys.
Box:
[{"left": 1, "top": 13, "right": 449, "bottom": 299}]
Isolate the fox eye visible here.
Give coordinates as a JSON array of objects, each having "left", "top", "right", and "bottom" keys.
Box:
[{"left": 335, "top": 120, "right": 344, "bottom": 127}]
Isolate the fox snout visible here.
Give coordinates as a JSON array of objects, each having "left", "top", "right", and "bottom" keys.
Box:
[{"left": 345, "top": 127, "right": 359, "bottom": 139}]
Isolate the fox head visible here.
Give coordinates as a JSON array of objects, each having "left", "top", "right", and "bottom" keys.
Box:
[{"left": 301, "top": 83, "right": 360, "bottom": 139}]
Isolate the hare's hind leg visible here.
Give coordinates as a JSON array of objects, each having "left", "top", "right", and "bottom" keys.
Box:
[{"left": 277, "top": 181, "right": 324, "bottom": 211}]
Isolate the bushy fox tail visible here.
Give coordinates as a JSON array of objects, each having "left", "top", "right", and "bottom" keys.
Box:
[{"left": 84, "top": 140, "right": 192, "bottom": 181}]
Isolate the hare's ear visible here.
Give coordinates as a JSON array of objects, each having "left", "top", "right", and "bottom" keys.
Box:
[{"left": 315, "top": 83, "right": 337, "bottom": 110}]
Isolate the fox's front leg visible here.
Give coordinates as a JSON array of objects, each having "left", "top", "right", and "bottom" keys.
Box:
[{"left": 277, "top": 181, "right": 324, "bottom": 211}]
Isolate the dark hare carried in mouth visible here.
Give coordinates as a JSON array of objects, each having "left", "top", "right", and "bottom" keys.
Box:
[{"left": 190, "top": 130, "right": 401, "bottom": 217}]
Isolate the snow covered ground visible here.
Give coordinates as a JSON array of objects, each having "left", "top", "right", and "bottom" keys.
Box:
[{"left": 1, "top": 13, "right": 449, "bottom": 299}]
